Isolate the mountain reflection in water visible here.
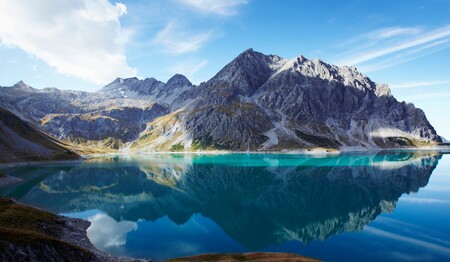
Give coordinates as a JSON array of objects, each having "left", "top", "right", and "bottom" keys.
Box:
[{"left": 0, "top": 152, "right": 442, "bottom": 255}]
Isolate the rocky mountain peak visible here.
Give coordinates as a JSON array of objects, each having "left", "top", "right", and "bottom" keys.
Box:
[
  {"left": 166, "top": 74, "right": 192, "bottom": 88},
  {"left": 374, "top": 83, "right": 392, "bottom": 97},
  {"left": 208, "top": 49, "right": 286, "bottom": 95},
  {"left": 142, "top": 77, "right": 161, "bottom": 84},
  {"left": 270, "top": 55, "right": 382, "bottom": 95},
  {"left": 238, "top": 48, "right": 256, "bottom": 57},
  {"left": 13, "top": 81, "right": 34, "bottom": 91}
]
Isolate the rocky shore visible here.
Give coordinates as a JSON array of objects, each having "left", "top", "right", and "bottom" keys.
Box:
[
  {"left": 0, "top": 198, "right": 149, "bottom": 262},
  {"left": 0, "top": 197, "right": 321, "bottom": 262}
]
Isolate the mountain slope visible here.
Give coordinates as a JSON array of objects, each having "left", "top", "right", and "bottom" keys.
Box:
[
  {"left": 131, "top": 49, "right": 441, "bottom": 151},
  {"left": 0, "top": 82, "right": 170, "bottom": 152},
  {"left": 0, "top": 49, "right": 442, "bottom": 152},
  {"left": 0, "top": 108, "right": 79, "bottom": 163}
]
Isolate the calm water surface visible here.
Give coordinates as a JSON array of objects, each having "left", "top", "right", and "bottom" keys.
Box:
[{"left": 1, "top": 152, "right": 450, "bottom": 261}]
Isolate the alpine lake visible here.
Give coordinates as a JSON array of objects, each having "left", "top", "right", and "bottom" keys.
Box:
[{"left": 1, "top": 151, "right": 450, "bottom": 261}]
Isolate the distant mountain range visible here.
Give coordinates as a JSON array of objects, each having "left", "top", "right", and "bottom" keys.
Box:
[{"left": 0, "top": 49, "right": 442, "bottom": 154}]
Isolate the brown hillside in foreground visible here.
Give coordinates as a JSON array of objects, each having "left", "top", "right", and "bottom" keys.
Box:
[{"left": 166, "top": 252, "right": 321, "bottom": 262}]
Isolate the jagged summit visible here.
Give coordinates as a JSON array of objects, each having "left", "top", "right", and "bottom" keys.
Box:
[
  {"left": 166, "top": 74, "right": 192, "bottom": 88},
  {"left": 13, "top": 80, "right": 34, "bottom": 91},
  {"left": 207, "top": 49, "right": 286, "bottom": 96},
  {"left": 268, "top": 54, "right": 382, "bottom": 95},
  {"left": 14, "top": 80, "right": 27, "bottom": 86}
]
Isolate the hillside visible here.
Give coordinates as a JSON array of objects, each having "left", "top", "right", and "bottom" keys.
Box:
[{"left": 0, "top": 107, "right": 79, "bottom": 163}]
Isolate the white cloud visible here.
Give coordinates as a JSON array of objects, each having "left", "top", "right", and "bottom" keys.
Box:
[
  {"left": 0, "top": 0, "right": 137, "bottom": 85},
  {"left": 403, "top": 91, "right": 450, "bottom": 101},
  {"left": 371, "top": 27, "right": 423, "bottom": 40},
  {"left": 401, "top": 197, "right": 450, "bottom": 204},
  {"left": 87, "top": 213, "right": 137, "bottom": 249},
  {"left": 171, "top": 60, "right": 208, "bottom": 82},
  {"left": 390, "top": 80, "right": 450, "bottom": 89},
  {"left": 175, "top": 0, "right": 248, "bottom": 16},
  {"left": 6, "top": 59, "right": 19, "bottom": 64},
  {"left": 337, "top": 25, "right": 450, "bottom": 70},
  {"left": 336, "top": 27, "right": 422, "bottom": 48},
  {"left": 115, "top": 3, "right": 127, "bottom": 16},
  {"left": 153, "top": 21, "right": 212, "bottom": 55},
  {"left": 365, "top": 226, "right": 450, "bottom": 255}
]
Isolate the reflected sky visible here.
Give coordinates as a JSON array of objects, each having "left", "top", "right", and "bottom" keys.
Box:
[{"left": 1, "top": 151, "right": 450, "bottom": 261}]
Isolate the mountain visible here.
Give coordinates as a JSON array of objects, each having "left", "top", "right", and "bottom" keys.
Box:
[
  {"left": 0, "top": 107, "right": 79, "bottom": 163},
  {"left": 0, "top": 81, "right": 169, "bottom": 151},
  {"left": 131, "top": 49, "right": 441, "bottom": 151},
  {"left": 0, "top": 49, "right": 442, "bottom": 152},
  {"left": 98, "top": 74, "right": 192, "bottom": 106}
]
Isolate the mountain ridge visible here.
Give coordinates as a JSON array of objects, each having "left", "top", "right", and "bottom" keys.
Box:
[{"left": 0, "top": 49, "right": 442, "bottom": 153}]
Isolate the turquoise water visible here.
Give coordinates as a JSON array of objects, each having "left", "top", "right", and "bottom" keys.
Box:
[{"left": 1, "top": 152, "right": 450, "bottom": 261}]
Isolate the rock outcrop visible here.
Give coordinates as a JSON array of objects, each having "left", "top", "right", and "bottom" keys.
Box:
[{"left": 0, "top": 198, "right": 149, "bottom": 262}]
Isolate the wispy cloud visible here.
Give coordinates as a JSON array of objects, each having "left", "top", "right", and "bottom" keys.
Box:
[
  {"left": 401, "top": 197, "right": 450, "bottom": 204},
  {"left": 404, "top": 91, "right": 450, "bottom": 101},
  {"left": 170, "top": 59, "right": 208, "bottom": 82},
  {"left": 337, "top": 24, "right": 450, "bottom": 71},
  {"left": 365, "top": 226, "right": 450, "bottom": 255},
  {"left": 390, "top": 80, "right": 450, "bottom": 89},
  {"left": 153, "top": 21, "right": 212, "bottom": 55},
  {"left": 374, "top": 27, "right": 423, "bottom": 39},
  {"left": 174, "top": 0, "right": 248, "bottom": 16},
  {"left": 341, "top": 27, "right": 423, "bottom": 47},
  {"left": 0, "top": 0, "right": 137, "bottom": 85},
  {"left": 6, "top": 59, "right": 19, "bottom": 64}
]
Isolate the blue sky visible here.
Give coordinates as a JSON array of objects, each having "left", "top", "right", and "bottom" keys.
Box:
[{"left": 0, "top": 0, "right": 449, "bottom": 138}]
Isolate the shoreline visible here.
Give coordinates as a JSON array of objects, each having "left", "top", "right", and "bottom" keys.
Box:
[
  {"left": 0, "top": 158, "right": 85, "bottom": 169},
  {"left": 0, "top": 198, "right": 150, "bottom": 262},
  {"left": 1, "top": 147, "right": 447, "bottom": 187},
  {"left": 0, "top": 198, "right": 320, "bottom": 262},
  {"left": 80, "top": 146, "right": 450, "bottom": 159},
  {"left": 1, "top": 146, "right": 449, "bottom": 168}
]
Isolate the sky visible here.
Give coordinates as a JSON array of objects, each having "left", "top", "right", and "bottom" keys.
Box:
[{"left": 0, "top": 0, "right": 449, "bottom": 138}]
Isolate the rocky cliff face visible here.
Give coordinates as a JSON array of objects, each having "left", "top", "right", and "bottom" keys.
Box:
[
  {"left": 130, "top": 49, "right": 441, "bottom": 151},
  {"left": 0, "top": 49, "right": 441, "bottom": 152}
]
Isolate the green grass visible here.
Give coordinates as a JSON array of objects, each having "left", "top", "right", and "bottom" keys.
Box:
[{"left": 170, "top": 143, "right": 185, "bottom": 152}]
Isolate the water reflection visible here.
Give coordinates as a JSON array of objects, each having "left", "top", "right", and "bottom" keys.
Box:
[
  {"left": 0, "top": 152, "right": 442, "bottom": 252},
  {"left": 87, "top": 213, "right": 137, "bottom": 250}
]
